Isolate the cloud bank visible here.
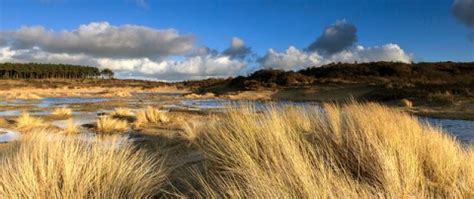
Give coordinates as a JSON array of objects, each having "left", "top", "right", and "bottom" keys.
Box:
[
  {"left": 1, "top": 21, "right": 412, "bottom": 80},
  {"left": 2, "top": 22, "right": 194, "bottom": 58},
  {"left": 260, "top": 44, "right": 411, "bottom": 70},
  {"left": 259, "top": 20, "right": 411, "bottom": 71}
]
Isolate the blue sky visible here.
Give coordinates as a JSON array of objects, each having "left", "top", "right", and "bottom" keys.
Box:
[{"left": 0, "top": 0, "right": 473, "bottom": 80}]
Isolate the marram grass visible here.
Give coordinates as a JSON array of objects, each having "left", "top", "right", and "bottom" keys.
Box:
[
  {"left": 14, "top": 112, "right": 48, "bottom": 130},
  {"left": 96, "top": 116, "right": 129, "bottom": 134},
  {"left": 0, "top": 132, "right": 166, "bottom": 198},
  {"left": 134, "top": 106, "right": 169, "bottom": 128},
  {"left": 51, "top": 107, "right": 72, "bottom": 118},
  {"left": 1, "top": 103, "right": 473, "bottom": 198},
  {"left": 185, "top": 103, "right": 474, "bottom": 198}
]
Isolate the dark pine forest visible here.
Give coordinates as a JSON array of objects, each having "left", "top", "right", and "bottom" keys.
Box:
[{"left": 0, "top": 63, "right": 113, "bottom": 79}]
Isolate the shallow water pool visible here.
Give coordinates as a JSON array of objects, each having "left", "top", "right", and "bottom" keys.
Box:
[
  {"left": 420, "top": 117, "right": 474, "bottom": 144},
  {"left": 0, "top": 129, "right": 20, "bottom": 143}
]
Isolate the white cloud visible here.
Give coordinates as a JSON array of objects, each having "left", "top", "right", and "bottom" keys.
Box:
[
  {"left": 259, "top": 46, "right": 323, "bottom": 70},
  {"left": 138, "top": 55, "right": 246, "bottom": 80},
  {"left": 1, "top": 22, "right": 195, "bottom": 58},
  {"left": 0, "top": 21, "right": 414, "bottom": 81},
  {"left": 0, "top": 22, "right": 248, "bottom": 80},
  {"left": 0, "top": 46, "right": 246, "bottom": 81},
  {"left": 260, "top": 44, "right": 412, "bottom": 70}
]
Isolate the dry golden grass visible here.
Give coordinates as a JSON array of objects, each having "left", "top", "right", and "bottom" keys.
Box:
[
  {"left": 183, "top": 92, "right": 215, "bottom": 99},
  {"left": 0, "top": 132, "right": 166, "bottom": 198},
  {"left": 62, "top": 119, "right": 78, "bottom": 135},
  {"left": 14, "top": 112, "right": 48, "bottom": 130},
  {"left": 51, "top": 107, "right": 72, "bottom": 118},
  {"left": 134, "top": 106, "right": 169, "bottom": 128},
  {"left": 0, "top": 117, "right": 10, "bottom": 128},
  {"left": 2, "top": 103, "right": 473, "bottom": 198},
  {"left": 3, "top": 92, "right": 42, "bottom": 100},
  {"left": 400, "top": 98, "right": 413, "bottom": 108},
  {"left": 184, "top": 103, "right": 474, "bottom": 198},
  {"left": 111, "top": 107, "right": 133, "bottom": 117},
  {"left": 96, "top": 116, "right": 129, "bottom": 134},
  {"left": 104, "top": 90, "right": 132, "bottom": 97}
]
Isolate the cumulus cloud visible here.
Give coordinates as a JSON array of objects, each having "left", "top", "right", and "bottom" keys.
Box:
[
  {"left": 0, "top": 20, "right": 413, "bottom": 80},
  {"left": 453, "top": 0, "right": 474, "bottom": 28},
  {"left": 259, "top": 46, "right": 323, "bottom": 70},
  {"left": 306, "top": 20, "right": 357, "bottom": 55},
  {"left": 1, "top": 22, "right": 195, "bottom": 58},
  {"left": 0, "top": 29, "right": 249, "bottom": 81},
  {"left": 0, "top": 46, "right": 247, "bottom": 81},
  {"left": 138, "top": 55, "right": 246, "bottom": 80},
  {"left": 260, "top": 44, "right": 411, "bottom": 70},
  {"left": 222, "top": 37, "right": 252, "bottom": 59},
  {"left": 260, "top": 20, "right": 411, "bottom": 70}
]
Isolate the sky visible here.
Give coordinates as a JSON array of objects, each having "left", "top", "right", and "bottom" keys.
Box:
[{"left": 0, "top": 0, "right": 473, "bottom": 81}]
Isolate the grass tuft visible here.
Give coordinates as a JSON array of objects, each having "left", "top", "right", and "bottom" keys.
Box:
[
  {"left": 185, "top": 103, "right": 474, "bottom": 198},
  {"left": 51, "top": 107, "right": 72, "bottom": 118},
  {"left": 14, "top": 112, "right": 48, "bottom": 130},
  {"left": 0, "top": 132, "right": 166, "bottom": 198},
  {"left": 96, "top": 116, "right": 129, "bottom": 134},
  {"left": 134, "top": 106, "right": 169, "bottom": 128},
  {"left": 111, "top": 107, "right": 133, "bottom": 117},
  {"left": 62, "top": 119, "right": 78, "bottom": 135}
]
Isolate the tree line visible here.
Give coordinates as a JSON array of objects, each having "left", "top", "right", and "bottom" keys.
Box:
[{"left": 0, "top": 63, "right": 114, "bottom": 79}]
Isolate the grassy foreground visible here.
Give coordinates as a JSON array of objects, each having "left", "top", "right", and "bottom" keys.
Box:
[
  {"left": 1, "top": 103, "right": 473, "bottom": 198},
  {"left": 0, "top": 132, "right": 166, "bottom": 198}
]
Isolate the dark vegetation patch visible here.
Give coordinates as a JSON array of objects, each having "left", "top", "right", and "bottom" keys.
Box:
[
  {"left": 228, "top": 70, "right": 315, "bottom": 90},
  {"left": 193, "top": 61, "right": 474, "bottom": 104},
  {"left": 299, "top": 61, "right": 473, "bottom": 84}
]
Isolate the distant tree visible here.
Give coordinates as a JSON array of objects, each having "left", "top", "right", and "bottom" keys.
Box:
[{"left": 100, "top": 68, "right": 114, "bottom": 79}]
